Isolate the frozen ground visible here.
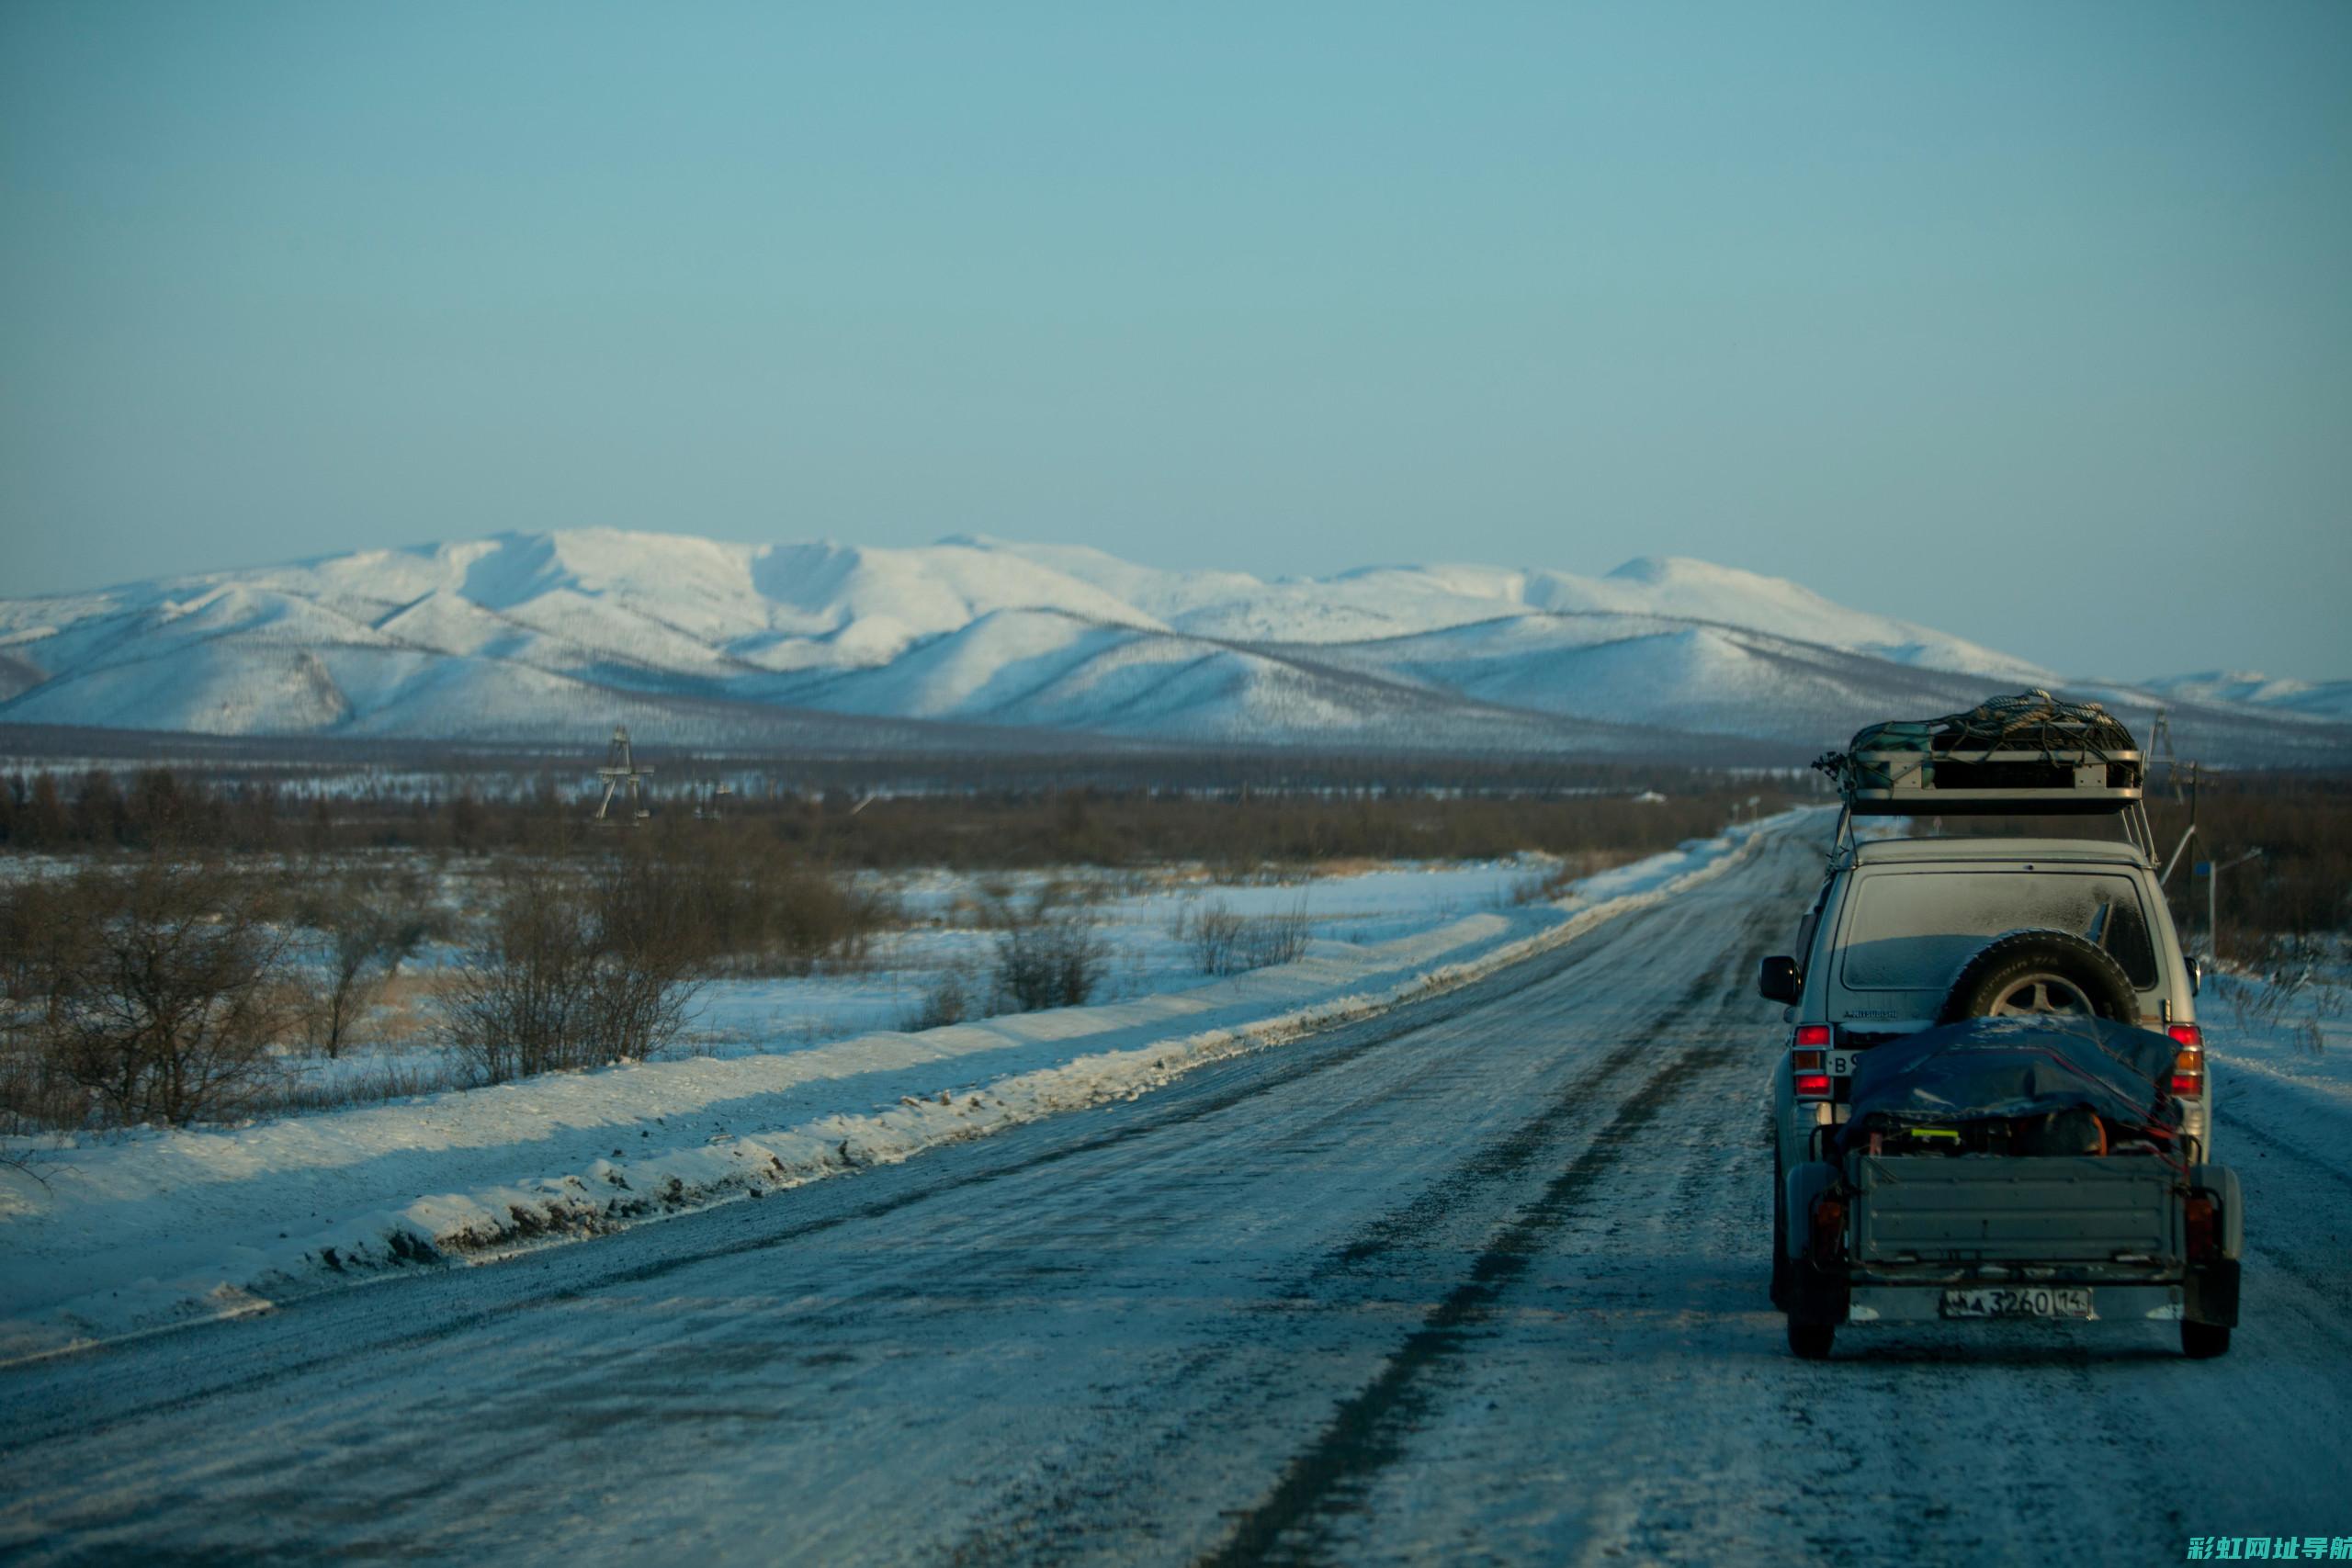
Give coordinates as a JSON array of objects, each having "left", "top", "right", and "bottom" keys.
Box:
[
  {"left": 0, "top": 825, "right": 1782, "bottom": 1361},
  {"left": 684, "top": 857, "right": 1578, "bottom": 1059},
  {"left": 2199, "top": 958, "right": 2352, "bottom": 1243},
  {"left": 236, "top": 854, "right": 1621, "bottom": 1108},
  {"left": 2, "top": 818, "right": 2343, "bottom": 1564}
]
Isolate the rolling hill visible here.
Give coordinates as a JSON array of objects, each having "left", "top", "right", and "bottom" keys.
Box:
[{"left": 1, "top": 530, "right": 2342, "bottom": 762}]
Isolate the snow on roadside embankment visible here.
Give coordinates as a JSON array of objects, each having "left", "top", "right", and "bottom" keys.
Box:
[
  {"left": 2202, "top": 967, "right": 2352, "bottom": 1181},
  {"left": 0, "top": 814, "right": 1799, "bottom": 1361}
]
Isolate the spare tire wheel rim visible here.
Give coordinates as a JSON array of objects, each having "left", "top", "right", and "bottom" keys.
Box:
[{"left": 1985, "top": 973, "right": 2097, "bottom": 1016}]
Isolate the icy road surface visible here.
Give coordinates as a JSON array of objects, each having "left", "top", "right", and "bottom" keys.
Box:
[{"left": 3, "top": 832, "right": 2346, "bottom": 1564}]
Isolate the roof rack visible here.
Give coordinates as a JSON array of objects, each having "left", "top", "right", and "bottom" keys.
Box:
[{"left": 1816, "top": 691, "right": 2154, "bottom": 863}]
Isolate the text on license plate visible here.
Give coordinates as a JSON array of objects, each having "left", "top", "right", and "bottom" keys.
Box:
[
  {"left": 1828, "top": 1050, "right": 1863, "bottom": 1077},
  {"left": 1941, "top": 1287, "right": 2093, "bottom": 1320}
]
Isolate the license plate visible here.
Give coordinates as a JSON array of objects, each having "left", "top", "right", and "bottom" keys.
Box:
[
  {"left": 1941, "top": 1287, "right": 2093, "bottom": 1320},
  {"left": 1829, "top": 1050, "right": 1862, "bottom": 1077}
]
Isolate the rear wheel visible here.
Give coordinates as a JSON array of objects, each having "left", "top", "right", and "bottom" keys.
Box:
[
  {"left": 2181, "top": 1321, "right": 2232, "bottom": 1359},
  {"left": 1787, "top": 1319, "right": 1835, "bottom": 1359}
]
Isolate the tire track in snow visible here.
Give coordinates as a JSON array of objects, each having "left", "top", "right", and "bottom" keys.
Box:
[
  {"left": 1318, "top": 964, "right": 1735, "bottom": 1277},
  {"left": 1199, "top": 1039, "right": 1743, "bottom": 1567},
  {"left": 935, "top": 875, "right": 1790, "bottom": 1564},
  {"left": 0, "top": 896, "right": 1690, "bottom": 1456}
]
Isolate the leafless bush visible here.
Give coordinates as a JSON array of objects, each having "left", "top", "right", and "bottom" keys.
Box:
[
  {"left": 432, "top": 853, "right": 705, "bottom": 1085},
  {"left": 648, "top": 829, "right": 892, "bottom": 976},
  {"left": 1180, "top": 897, "right": 1310, "bottom": 976},
  {"left": 1506, "top": 850, "right": 1638, "bottom": 906},
  {"left": 0, "top": 858, "right": 291, "bottom": 1127},
  {"left": 296, "top": 870, "right": 439, "bottom": 1058},
  {"left": 0, "top": 1042, "right": 83, "bottom": 1135},
  {"left": 1181, "top": 900, "right": 1248, "bottom": 975},
  {"left": 991, "top": 899, "right": 1107, "bottom": 1012},
  {"left": 1245, "top": 900, "right": 1310, "bottom": 969},
  {"left": 2219, "top": 934, "right": 2345, "bottom": 1054},
  {"left": 900, "top": 965, "right": 979, "bottom": 1032}
]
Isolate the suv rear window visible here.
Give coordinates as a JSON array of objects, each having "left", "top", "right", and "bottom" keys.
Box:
[{"left": 1838, "top": 871, "right": 2159, "bottom": 993}]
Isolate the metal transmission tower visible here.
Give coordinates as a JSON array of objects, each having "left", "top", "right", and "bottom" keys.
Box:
[{"left": 594, "top": 727, "right": 653, "bottom": 826}]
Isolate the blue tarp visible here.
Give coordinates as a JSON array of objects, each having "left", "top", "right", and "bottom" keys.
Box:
[{"left": 1837, "top": 1015, "right": 2181, "bottom": 1153}]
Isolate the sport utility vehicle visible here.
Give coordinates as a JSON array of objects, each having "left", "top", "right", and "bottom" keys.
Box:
[{"left": 1758, "top": 694, "right": 2238, "bottom": 1358}]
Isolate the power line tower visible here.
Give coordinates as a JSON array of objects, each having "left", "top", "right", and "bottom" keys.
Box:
[{"left": 594, "top": 726, "right": 653, "bottom": 826}]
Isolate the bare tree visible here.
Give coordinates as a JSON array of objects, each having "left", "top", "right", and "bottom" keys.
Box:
[
  {"left": 9, "top": 858, "right": 291, "bottom": 1126},
  {"left": 300, "top": 874, "right": 435, "bottom": 1059},
  {"left": 433, "top": 854, "right": 704, "bottom": 1085}
]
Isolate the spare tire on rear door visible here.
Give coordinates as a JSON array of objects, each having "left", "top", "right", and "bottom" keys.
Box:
[{"left": 1937, "top": 930, "right": 2138, "bottom": 1025}]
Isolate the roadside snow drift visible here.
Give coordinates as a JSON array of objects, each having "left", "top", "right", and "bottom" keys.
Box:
[{"left": 0, "top": 818, "right": 1793, "bottom": 1361}]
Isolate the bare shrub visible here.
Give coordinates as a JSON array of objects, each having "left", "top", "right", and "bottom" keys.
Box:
[
  {"left": 649, "top": 828, "right": 891, "bottom": 976},
  {"left": 2221, "top": 934, "right": 2346, "bottom": 1055},
  {"left": 991, "top": 899, "right": 1107, "bottom": 1012},
  {"left": 297, "top": 870, "right": 439, "bottom": 1058},
  {"left": 901, "top": 965, "right": 978, "bottom": 1032},
  {"left": 589, "top": 850, "right": 706, "bottom": 1063},
  {"left": 1183, "top": 897, "right": 1310, "bottom": 976},
  {"left": 0, "top": 877, "right": 97, "bottom": 1131},
  {"left": 432, "top": 852, "right": 705, "bottom": 1085},
  {"left": 1, "top": 858, "right": 291, "bottom": 1127},
  {"left": 1184, "top": 900, "right": 1248, "bottom": 976},
  {"left": 1244, "top": 899, "right": 1310, "bottom": 970},
  {"left": 434, "top": 872, "right": 596, "bottom": 1085}
]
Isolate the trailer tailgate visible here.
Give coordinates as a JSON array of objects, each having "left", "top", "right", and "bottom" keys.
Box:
[{"left": 1851, "top": 1156, "right": 2181, "bottom": 1267}]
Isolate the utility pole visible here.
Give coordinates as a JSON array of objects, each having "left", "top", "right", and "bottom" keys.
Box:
[
  {"left": 2151, "top": 710, "right": 2202, "bottom": 886},
  {"left": 2195, "top": 847, "right": 2262, "bottom": 963},
  {"left": 2161, "top": 761, "right": 2202, "bottom": 886}
]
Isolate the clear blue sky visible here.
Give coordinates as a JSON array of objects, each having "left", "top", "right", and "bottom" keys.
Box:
[{"left": 4, "top": 1, "right": 2347, "bottom": 679}]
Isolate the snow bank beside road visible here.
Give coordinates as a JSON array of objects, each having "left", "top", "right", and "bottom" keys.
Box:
[
  {"left": 0, "top": 814, "right": 1801, "bottom": 1361},
  {"left": 2202, "top": 966, "right": 2352, "bottom": 1174}
]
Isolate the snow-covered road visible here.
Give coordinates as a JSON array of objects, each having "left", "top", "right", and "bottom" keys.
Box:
[{"left": 3, "top": 831, "right": 2346, "bottom": 1563}]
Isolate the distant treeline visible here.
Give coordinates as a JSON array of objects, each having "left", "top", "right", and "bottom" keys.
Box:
[
  {"left": 1919, "top": 770, "right": 2352, "bottom": 953},
  {"left": 2144, "top": 772, "right": 2352, "bottom": 953},
  {"left": 0, "top": 761, "right": 1783, "bottom": 868},
  {"left": 6, "top": 761, "right": 2343, "bottom": 949}
]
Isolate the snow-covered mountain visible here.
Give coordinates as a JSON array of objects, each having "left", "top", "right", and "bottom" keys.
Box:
[
  {"left": 0, "top": 530, "right": 2341, "bottom": 761},
  {"left": 2142, "top": 671, "right": 2352, "bottom": 725}
]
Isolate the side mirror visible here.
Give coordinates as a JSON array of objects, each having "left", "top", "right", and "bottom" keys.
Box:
[
  {"left": 2187, "top": 954, "right": 2202, "bottom": 997},
  {"left": 1758, "top": 955, "right": 1804, "bottom": 1006}
]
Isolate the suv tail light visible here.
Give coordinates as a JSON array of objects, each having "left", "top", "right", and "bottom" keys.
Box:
[
  {"left": 2167, "top": 1023, "right": 2205, "bottom": 1097},
  {"left": 1792, "top": 1023, "right": 1834, "bottom": 1099}
]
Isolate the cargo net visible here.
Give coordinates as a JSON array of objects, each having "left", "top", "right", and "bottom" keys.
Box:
[{"left": 1813, "top": 689, "right": 2141, "bottom": 796}]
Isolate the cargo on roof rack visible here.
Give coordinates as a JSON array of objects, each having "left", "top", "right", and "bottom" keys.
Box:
[{"left": 1815, "top": 690, "right": 2143, "bottom": 817}]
